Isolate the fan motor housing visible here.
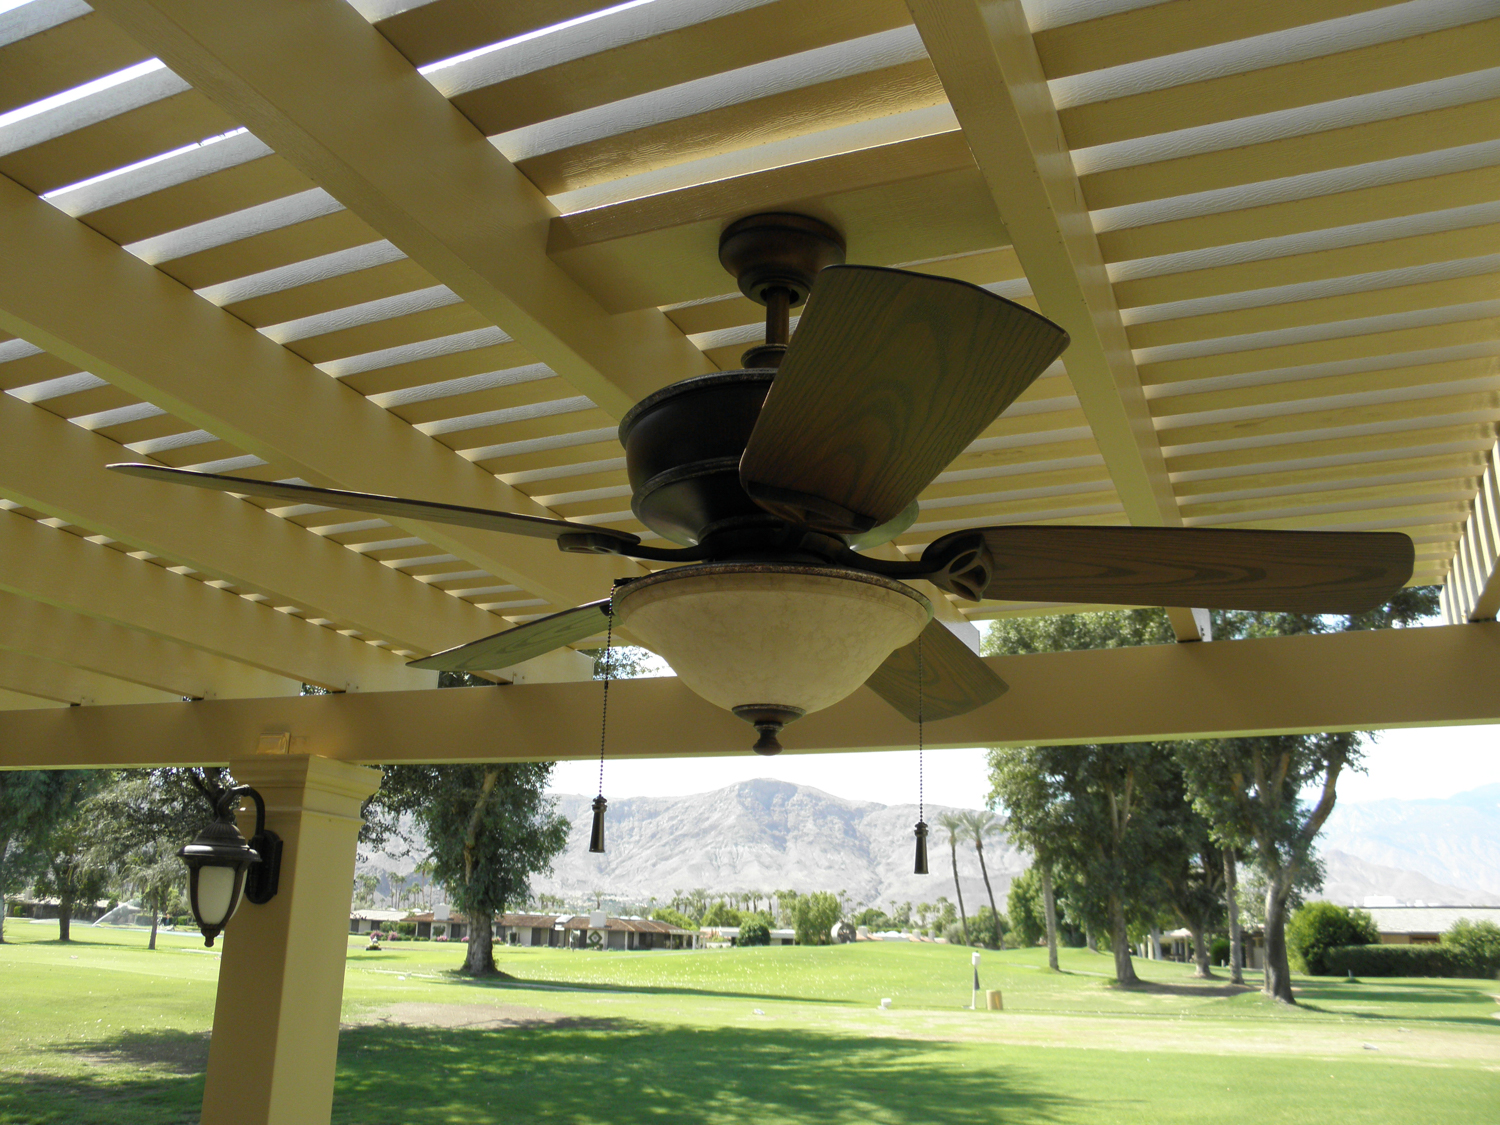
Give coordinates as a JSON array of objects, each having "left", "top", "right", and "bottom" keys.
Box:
[{"left": 619, "top": 370, "right": 779, "bottom": 546}]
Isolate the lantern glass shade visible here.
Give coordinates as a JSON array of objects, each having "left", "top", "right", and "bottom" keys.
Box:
[
  {"left": 614, "top": 564, "right": 931, "bottom": 718},
  {"left": 177, "top": 816, "right": 260, "bottom": 947},
  {"left": 194, "top": 864, "right": 244, "bottom": 930}
]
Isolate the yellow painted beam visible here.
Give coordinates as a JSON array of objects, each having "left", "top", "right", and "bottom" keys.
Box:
[
  {"left": 0, "top": 171, "right": 633, "bottom": 613},
  {"left": 0, "top": 509, "right": 430, "bottom": 692},
  {"left": 0, "top": 394, "right": 506, "bottom": 656},
  {"left": 0, "top": 589, "right": 300, "bottom": 700},
  {"left": 2, "top": 623, "right": 1496, "bottom": 768},
  {"left": 907, "top": 0, "right": 1202, "bottom": 641},
  {"left": 0, "top": 688, "right": 64, "bottom": 711},
  {"left": 90, "top": 0, "right": 714, "bottom": 416},
  {"left": 0, "top": 649, "right": 179, "bottom": 706}
]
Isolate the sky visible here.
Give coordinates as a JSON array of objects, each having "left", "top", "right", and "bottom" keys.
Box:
[{"left": 548, "top": 724, "right": 1500, "bottom": 810}]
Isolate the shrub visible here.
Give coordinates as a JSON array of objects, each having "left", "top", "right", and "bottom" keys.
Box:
[
  {"left": 701, "top": 901, "right": 742, "bottom": 929},
  {"left": 1209, "top": 936, "right": 1231, "bottom": 967},
  {"left": 738, "top": 917, "right": 771, "bottom": 946},
  {"left": 1323, "top": 943, "right": 1476, "bottom": 978},
  {"left": 651, "top": 907, "right": 698, "bottom": 932},
  {"left": 1287, "top": 902, "right": 1378, "bottom": 974},
  {"left": 396, "top": 921, "right": 417, "bottom": 937},
  {"left": 369, "top": 931, "right": 383, "bottom": 941},
  {"left": 942, "top": 921, "right": 966, "bottom": 945},
  {"left": 792, "top": 891, "right": 841, "bottom": 945},
  {"left": 1442, "top": 918, "right": 1500, "bottom": 975}
]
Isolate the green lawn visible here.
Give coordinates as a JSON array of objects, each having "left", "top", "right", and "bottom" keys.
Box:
[{"left": 1, "top": 920, "right": 1497, "bottom": 1124}]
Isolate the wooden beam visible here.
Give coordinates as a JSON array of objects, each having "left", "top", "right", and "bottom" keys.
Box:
[
  {"left": 0, "top": 394, "right": 506, "bottom": 656},
  {"left": 2, "top": 622, "right": 1495, "bottom": 768},
  {"left": 0, "top": 589, "right": 300, "bottom": 700},
  {"left": 0, "top": 170, "right": 633, "bottom": 613},
  {"left": 0, "top": 509, "right": 430, "bottom": 692},
  {"left": 906, "top": 0, "right": 1204, "bottom": 641},
  {"left": 89, "top": 0, "right": 714, "bottom": 416},
  {"left": 0, "top": 650, "right": 179, "bottom": 707}
]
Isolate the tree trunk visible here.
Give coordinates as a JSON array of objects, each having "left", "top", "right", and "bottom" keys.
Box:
[
  {"left": 1262, "top": 876, "right": 1296, "bottom": 1004},
  {"left": 1224, "top": 851, "right": 1244, "bottom": 986},
  {"left": 1085, "top": 927, "right": 1098, "bottom": 953},
  {"left": 948, "top": 842, "right": 968, "bottom": 945},
  {"left": 463, "top": 912, "right": 496, "bottom": 976},
  {"left": 1108, "top": 893, "right": 1138, "bottom": 985},
  {"left": 147, "top": 890, "right": 160, "bottom": 952},
  {"left": 58, "top": 883, "right": 73, "bottom": 943},
  {"left": 1188, "top": 919, "right": 1213, "bottom": 978},
  {"left": 0, "top": 837, "right": 8, "bottom": 944},
  {"left": 1148, "top": 925, "right": 1162, "bottom": 961},
  {"left": 974, "top": 844, "right": 1003, "bottom": 949},
  {"left": 1041, "top": 865, "right": 1059, "bottom": 971}
]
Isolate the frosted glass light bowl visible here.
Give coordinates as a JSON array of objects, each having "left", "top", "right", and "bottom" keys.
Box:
[{"left": 614, "top": 564, "right": 932, "bottom": 753}]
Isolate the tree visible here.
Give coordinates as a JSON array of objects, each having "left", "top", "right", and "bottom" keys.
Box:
[
  {"left": 1007, "top": 867, "right": 1046, "bottom": 948},
  {"left": 959, "top": 810, "right": 1005, "bottom": 949},
  {"left": 353, "top": 873, "right": 380, "bottom": 910},
  {"left": 701, "top": 901, "right": 742, "bottom": 928},
  {"left": 792, "top": 891, "right": 840, "bottom": 945},
  {"left": 1154, "top": 780, "right": 1225, "bottom": 980},
  {"left": 651, "top": 906, "right": 697, "bottom": 932},
  {"left": 0, "top": 772, "right": 95, "bottom": 944},
  {"left": 1175, "top": 588, "right": 1437, "bottom": 1003},
  {"left": 1286, "top": 902, "right": 1378, "bottom": 975},
  {"left": 366, "top": 762, "right": 569, "bottom": 977},
  {"left": 934, "top": 811, "right": 970, "bottom": 946},
  {"left": 1443, "top": 918, "right": 1500, "bottom": 976},
  {"left": 990, "top": 742, "right": 1184, "bottom": 985},
  {"left": 737, "top": 916, "right": 771, "bottom": 946},
  {"left": 82, "top": 769, "right": 225, "bottom": 950}
]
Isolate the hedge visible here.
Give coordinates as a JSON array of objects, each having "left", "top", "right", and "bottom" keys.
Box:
[{"left": 1322, "top": 943, "right": 1493, "bottom": 979}]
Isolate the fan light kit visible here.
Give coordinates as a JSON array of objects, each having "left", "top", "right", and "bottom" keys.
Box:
[{"left": 112, "top": 213, "right": 1416, "bottom": 754}]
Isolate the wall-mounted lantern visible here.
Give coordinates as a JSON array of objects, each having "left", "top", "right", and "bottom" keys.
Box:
[{"left": 177, "top": 785, "right": 282, "bottom": 947}]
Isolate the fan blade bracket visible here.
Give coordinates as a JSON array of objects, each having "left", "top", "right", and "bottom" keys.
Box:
[{"left": 917, "top": 532, "right": 995, "bottom": 603}]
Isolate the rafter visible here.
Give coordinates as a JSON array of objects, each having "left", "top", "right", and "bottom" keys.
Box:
[
  {"left": 89, "top": 0, "right": 715, "bottom": 416},
  {"left": 0, "top": 589, "right": 299, "bottom": 700},
  {"left": 3, "top": 623, "right": 1496, "bottom": 769},
  {"left": 0, "top": 509, "right": 428, "bottom": 692},
  {"left": 0, "top": 170, "right": 631, "bottom": 614},
  {"left": 0, "top": 649, "right": 179, "bottom": 706},
  {"left": 906, "top": 0, "right": 1206, "bottom": 641},
  {"left": 1441, "top": 441, "right": 1500, "bottom": 623},
  {"left": 0, "top": 393, "right": 502, "bottom": 656}
]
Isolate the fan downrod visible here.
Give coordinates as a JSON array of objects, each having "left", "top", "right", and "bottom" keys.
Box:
[{"left": 719, "top": 213, "right": 845, "bottom": 368}]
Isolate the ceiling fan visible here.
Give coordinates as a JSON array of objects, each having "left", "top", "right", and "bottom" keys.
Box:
[{"left": 110, "top": 213, "right": 1414, "bottom": 753}]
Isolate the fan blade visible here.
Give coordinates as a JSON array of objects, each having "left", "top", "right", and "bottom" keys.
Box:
[
  {"left": 408, "top": 601, "right": 612, "bottom": 672},
  {"left": 925, "top": 526, "right": 1414, "bottom": 614},
  {"left": 739, "top": 265, "right": 1069, "bottom": 535},
  {"left": 865, "top": 618, "right": 1008, "bottom": 723},
  {"left": 108, "top": 464, "right": 639, "bottom": 548}
]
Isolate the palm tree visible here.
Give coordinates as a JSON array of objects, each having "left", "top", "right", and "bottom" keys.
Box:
[
  {"left": 935, "top": 811, "right": 969, "bottom": 945},
  {"left": 960, "top": 809, "right": 1005, "bottom": 949}
]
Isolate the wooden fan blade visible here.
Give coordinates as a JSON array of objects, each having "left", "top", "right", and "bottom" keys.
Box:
[
  {"left": 864, "top": 618, "right": 1008, "bottom": 723},
  {"left": 108, "top": 464, "right": 639, "bottom": 548},
  {"left": 739, "top": 265, "right": 1069, "bottom": 535},
  {"left": 408, "top": 601, "right": 611, "bottom": 672},
  {"left": 927, "top": 526, "right": 1415, "bottom": 614}
]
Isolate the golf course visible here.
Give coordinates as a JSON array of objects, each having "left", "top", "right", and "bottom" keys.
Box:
[{"left": 1, "top": 922, "right": 1495, "bottom": 1124}]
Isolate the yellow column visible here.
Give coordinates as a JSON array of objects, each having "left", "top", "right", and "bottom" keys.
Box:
[{"left": 201, "top": 754, "right": 382, "bottom": 1125}]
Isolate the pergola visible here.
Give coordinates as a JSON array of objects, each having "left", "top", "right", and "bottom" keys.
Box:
[{"left": 2, "top": 1, "right": 1499, "bottom": 1121}]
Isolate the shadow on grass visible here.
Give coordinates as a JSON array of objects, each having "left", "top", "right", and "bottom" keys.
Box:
[
  {"left": 1292, "top": 980, "right": 1500, "bottom": 1025},
  {"left": 1123, "top": 981, "right": 1256, "bottom": 999},
  {"left": 448, "top": 971, "right": 848, "bottom": 1005},
  {"left": 0, "top": 1031, "right": 207, "bottom": 1125},
  {"left": 333, "top": 1019, "right": 1075, "bottom": 1124}
]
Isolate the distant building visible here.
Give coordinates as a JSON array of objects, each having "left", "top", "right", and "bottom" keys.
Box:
[
  {"left": 1362, "top": 905, "right": 1500, "bottom": 945},
  {"left": 349, "top": 909, "right": 411, "bottom": 935},
  {"left": 394, "top": 910, "right": 698, "bottom": 949},
  {"left": 700, "top": 925, "right": 795, "bottom": 946}
]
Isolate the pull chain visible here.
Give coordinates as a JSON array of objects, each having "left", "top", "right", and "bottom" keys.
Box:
[
  {"left": 913, "top": 632, "right": 929, "bottom": 875},
  {"left": 589, "top": 595, "right": 614, "bottom": 854}
]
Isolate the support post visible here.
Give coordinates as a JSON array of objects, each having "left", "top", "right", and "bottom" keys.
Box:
[{"left": 200, "top": 754, "right": 382, "bottom": 1125}]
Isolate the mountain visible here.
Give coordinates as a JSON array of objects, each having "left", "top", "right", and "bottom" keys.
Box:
[
  {"left": 538, "top": 780, "right": 1020, "bottom": 909},
  {"left": 356, "top": 780, "right": 1500, "bottom": 913},
  {"left": 1318, "top": 783, "right": 1500, "bottom": 900}
]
